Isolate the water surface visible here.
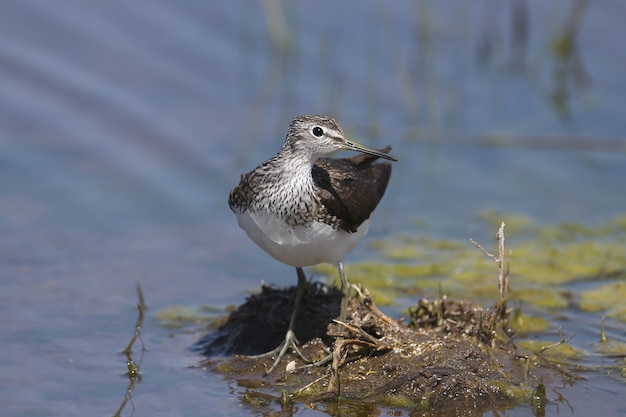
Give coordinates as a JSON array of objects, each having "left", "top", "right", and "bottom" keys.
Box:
[{"left": 1, "top": 1, "right": 625, "bottom": 416}]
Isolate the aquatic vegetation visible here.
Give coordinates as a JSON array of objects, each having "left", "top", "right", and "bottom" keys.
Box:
[
  {"left": 185, "top": 214, "right": 626, "bottom": 415},
  {"left": 316, "top": 213, "right": 626, "bottom": 316}
]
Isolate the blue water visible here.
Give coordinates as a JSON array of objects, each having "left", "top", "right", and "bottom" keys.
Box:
[{"left": 1, "top": 1, "right": 625, "bottom": 416}]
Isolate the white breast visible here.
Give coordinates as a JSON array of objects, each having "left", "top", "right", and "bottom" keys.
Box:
[{"left": 235, "top": 209, "right": 370, "bottom": 267}]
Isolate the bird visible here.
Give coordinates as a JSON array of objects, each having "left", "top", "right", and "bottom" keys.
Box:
[{"left": 228, "top": 114, "right": 396, "bottom": 373}]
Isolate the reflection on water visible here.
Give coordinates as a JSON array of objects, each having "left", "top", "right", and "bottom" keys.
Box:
[
  {"left": 477, "top": 0, "right": 593, "bottom": 118},
  {"left": 112, "top": 286, "right": 145, "bottom": 417},
  {"left": 1, "top": 1, "right": 625, "bottom": 416}
]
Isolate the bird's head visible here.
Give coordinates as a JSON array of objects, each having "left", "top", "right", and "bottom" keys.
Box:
[{"left": 284, "top": 115, "right": 397, "bottom": 162}]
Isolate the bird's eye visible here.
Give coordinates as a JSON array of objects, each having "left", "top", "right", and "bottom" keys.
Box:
[{"left": 312, "top": 126, "right": 324, "bottom": 137}]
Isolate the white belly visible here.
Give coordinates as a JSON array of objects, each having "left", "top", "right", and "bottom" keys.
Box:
[{"left": 235, "top": 209, "right": 370, "bottom": 267}]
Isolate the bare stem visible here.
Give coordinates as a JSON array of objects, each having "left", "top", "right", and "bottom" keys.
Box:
[
  {"left": 470, "top": 222, "right": 509, "bottom": 318},
  {"left": 539, "top": 329, "right": 575, "bottom": 353}
]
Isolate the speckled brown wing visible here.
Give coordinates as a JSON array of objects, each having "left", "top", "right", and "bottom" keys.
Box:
[{"left": 312, "top": 146, "right": 392, "bottom": 233}]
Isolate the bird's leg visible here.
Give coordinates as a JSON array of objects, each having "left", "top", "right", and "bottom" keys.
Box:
[
  {"left": 252, "top": 266, "right": 311, "bottom": 374},
  {"left": 337, "top": 261, "right": 349, "bottom": 334},
  {"left": 304, "top": 261, "right": 349, "bottom": 369}
]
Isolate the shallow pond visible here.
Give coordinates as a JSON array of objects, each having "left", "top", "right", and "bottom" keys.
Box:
[{"left": 1, "top": 1, "right": 625, "bottom": 416}]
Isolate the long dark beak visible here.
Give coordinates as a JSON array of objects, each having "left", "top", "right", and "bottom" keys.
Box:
[{"left": 342, "top": 139, "right": 398, "bottom": 161}]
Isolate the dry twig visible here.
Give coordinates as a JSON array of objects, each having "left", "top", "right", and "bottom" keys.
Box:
[{"left": 470, "top": 222, "right": 509, "bottom": 318}]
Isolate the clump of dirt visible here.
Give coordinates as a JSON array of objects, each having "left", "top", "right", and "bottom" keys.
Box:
[
  {"left": 195, "top": 281, "right": 571, "bottom": 414},
  {"left": 195, "top": 282, "right": 342, "bottom": 356}
]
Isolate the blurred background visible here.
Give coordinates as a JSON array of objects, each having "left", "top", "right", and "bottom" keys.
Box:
[{"left": 1, "top": 1, "right": 625, "bottom": 416}]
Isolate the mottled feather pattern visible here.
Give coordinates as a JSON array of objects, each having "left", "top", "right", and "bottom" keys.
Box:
[
  {"left": 227, "top": 115, "right": 395, "bottom": 372},
  {"left": 229, "top": 144, "right": 392, "bottom": 233},
  {"left": 228, "top": 146, "right": 337, "bottom": 229}
]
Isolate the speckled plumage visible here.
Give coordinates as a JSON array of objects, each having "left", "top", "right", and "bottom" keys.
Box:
[
  {"left": 229, "top": 145, "right": 334, "bottom": 230},
  {"left": 228, "top": 115, "right": 396, "bottom": 373},
  {"left": 229, "top": 115, "right": 394, "bottom": 267}
]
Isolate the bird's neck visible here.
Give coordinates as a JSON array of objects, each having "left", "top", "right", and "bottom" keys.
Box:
[
  {"left": 272, "top": 145, "right": 319, "bottom": 177},
  {"left": 263, "top": 147, "right": 319, "bottom": 201}
]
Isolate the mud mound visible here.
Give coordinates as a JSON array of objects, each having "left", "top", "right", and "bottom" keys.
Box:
[{"left": 196, "top": 281, "right": 568, "bottom": 415}]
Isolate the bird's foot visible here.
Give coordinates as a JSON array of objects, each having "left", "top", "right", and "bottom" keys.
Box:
[
  {"left": 300, "top": 325, "right": 348, "bottom": 371},
  {"left": 250, "top": 329, "right": 310, "bottom": 374}
]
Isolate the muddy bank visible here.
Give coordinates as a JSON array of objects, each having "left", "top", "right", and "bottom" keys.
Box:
[{"left": 195, "top": 280, "right": 571, "bottom": 415}]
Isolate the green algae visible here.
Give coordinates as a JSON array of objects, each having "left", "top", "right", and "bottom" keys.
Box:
[
  {"left": 369, "top": 235, "right": 466, "bottom": 261},
  {"left": 580, "top": 282, "right": 626, "bottom": 321},
  {"left": 155, "top": 305, "right": 218, "bottom": 328},
  {"left": 603, "top": 214, "right": 626, "bottom": 232},
  {"left": 579, "top": 281, "right": 626, "bottom": 311},
  {"left": 596, "top": 339, "right": 626, "bottom": 356},
  {"left": 312, "top": 261, "right": 450, "bottom": 306},
  {"left": 312, "top": 214, "right": 626, "bottom": 318},
  {"left": 509, "top": 312, "right": 551, "bottom": 334},
  {"left": 490, "top": 381, "right": 534, "bottom": 401},
  {"left": 607, "top": 305, "right": 626, "bottom": 323},
  {"left": 476, "top": 210, "right": 533, "bottom": 235},
  {"left": 516, "top": 340, "right": 585, "bottom": 360},
  {"left": 509, "top": 287, "right": 568, "bottom": 310}
]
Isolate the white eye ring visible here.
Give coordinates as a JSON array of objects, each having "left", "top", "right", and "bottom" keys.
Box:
[{"left": 312, "top": 126, "right": 324, "bottom": 137}]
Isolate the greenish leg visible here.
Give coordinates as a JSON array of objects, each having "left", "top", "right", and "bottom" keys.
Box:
[
  {"left": 254, "top": 266, "right": 310, "bottom": 374},
  {"left": 337, "top": 262, "right": 349, "bottom": 333}
]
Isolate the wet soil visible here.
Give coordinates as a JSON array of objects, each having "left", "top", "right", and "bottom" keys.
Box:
[{"left": 195, "top": 281, "right": 573, "bottom": 415}]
